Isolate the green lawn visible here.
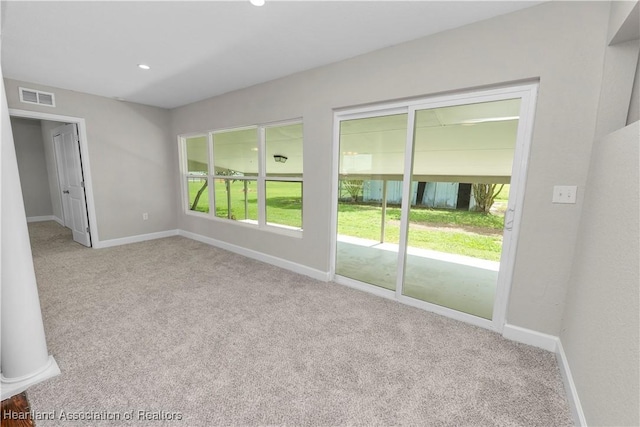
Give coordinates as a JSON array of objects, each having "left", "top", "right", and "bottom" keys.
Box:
[
  {"left": 494, "top": 184, "right": 510, "bottom": 201},
  {"left": 189, "top": 180, "right": 505, "bottom": 261},
  {"left": 188, "top": 179, "right": 302, "bottom": 228},
  {"left": 337, "top": 203, "right": 504, "bottom": 261}
]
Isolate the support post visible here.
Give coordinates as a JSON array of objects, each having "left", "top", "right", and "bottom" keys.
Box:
[
  {"left": 244, "top": 181, "right": 248, "bottom": 220},
  {"left": 380, "top": 179, "right": 388, "bottom": 243},
  {"left": 1, "top": 79, "right": 60, "bottom": 400}
]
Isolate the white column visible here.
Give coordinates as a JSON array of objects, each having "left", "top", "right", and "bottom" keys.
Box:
[{"left": 1, "top": 78, "right": 60, "bottom": 400}]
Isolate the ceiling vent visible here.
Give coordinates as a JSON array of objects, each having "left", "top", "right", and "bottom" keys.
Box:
[{"left": 19, "top": 87, "right": 55, "bottom": 107}]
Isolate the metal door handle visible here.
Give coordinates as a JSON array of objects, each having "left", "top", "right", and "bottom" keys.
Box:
[{"left": 63, "top": 190, "right": 70, "bottom": 194}]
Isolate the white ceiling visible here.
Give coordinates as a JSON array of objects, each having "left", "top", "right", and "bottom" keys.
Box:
[{"left": 1, "top": 1, "right": 543, "bottom": 109}]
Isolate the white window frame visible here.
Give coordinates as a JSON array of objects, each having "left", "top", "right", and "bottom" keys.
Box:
[
  {"left": 180, "top": 132, "right": 210, "bottom": 217},
  {"left": 330, "top": 83, "right": 539, "bottom": 333},
  {"left": 179, "top": 119, "right": 303, "bottom": 236}
]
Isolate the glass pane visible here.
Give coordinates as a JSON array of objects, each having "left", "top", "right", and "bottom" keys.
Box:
[
  {"left": 403, "top": 98, "right": 520, "bottom": 319},
  {"left": 187, "top": 177, "right": 209, "bottom": 213},
  {"left": 213, "top": 128, "right": 258, "bottom": 177},
  {"left": 214, "top": 179, "right": 258, "bottom": 223},
  {"left": 265, "top": 123, "right": 303, "bottom": 177},
  {"left": 335, "top": 113, "right": 407, "bottom": 291},
  {"left": 185, "top": 135, "right": 208, "bottom": 174},
  {"left": 266, "top": 181, "right": 302, "bottom": 229}
]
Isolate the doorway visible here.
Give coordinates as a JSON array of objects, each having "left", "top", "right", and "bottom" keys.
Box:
[
  {"left": 331, "top": 84, "right": 538, "bottom": 331},
  {"left": 9, "top": 109, "right": 97, "bottom": 248}
]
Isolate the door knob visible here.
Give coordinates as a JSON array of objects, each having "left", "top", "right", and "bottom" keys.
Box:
[{"left": 63, "top": 190, "right": 70, "bottom": 194}]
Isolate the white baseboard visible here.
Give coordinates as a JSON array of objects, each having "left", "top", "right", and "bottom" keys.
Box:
[
  {"left": 502, "top": 323, "right": 559, "bottom": 352},
  {"left": 52, "top": 216, "right": 64, "bottom": 226},
  {"left": 93, "top": 229, "right": 179, "bottom": 249},
  {"left": 501, "top": 325, "right": 585, "bottom": 424},
  {"left": 178, "top": 229, "right": 331, "bottom": 282},
  {"left": 26, "top": 215, "right": 56, "bottom": 223},
  {"left": 556, "top": 339, "right": 587, "bottom": 426}
]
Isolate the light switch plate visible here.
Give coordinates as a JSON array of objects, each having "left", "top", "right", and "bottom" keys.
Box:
[{"left": 552, "top": 185, "right": 577, "bottom": 204}]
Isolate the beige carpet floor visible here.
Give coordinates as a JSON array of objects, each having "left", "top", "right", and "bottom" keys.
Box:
[{"left": 26, "top": 221, "right": 572, "bottom": 426}]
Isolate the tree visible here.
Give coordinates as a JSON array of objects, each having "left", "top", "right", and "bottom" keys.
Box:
[
  {"left": 190, "top": 179, "right": 208, "bottom": 211},
  {"left": 342, "top": 179, "right": 366, "bottom": 202},
  {"left": 471, "top": 183, "right": 504, "bottom": 213},
  {"left": 189, "top": 168, "right": 242, "bottom": 215}
]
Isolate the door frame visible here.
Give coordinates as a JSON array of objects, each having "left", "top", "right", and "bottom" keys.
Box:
[
  {"left": 330, "top": 83, "right": 538, "bottom": 333},
  {"left": 9, "top": 108, "right": 99, "bottom": 247}
]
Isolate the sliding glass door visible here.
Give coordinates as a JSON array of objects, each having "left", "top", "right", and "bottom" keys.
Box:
[
  {"left": 335, "top": 113, "right": 407, "bottom": 291},
  {"left": 402, "top": 99, "right": 520, "bottom": 319},
  {"left": 333, "top": 86, "right": 536, "bottom": 326}
]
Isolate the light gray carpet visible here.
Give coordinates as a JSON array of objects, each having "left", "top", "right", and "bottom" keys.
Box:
[{"left": 26, "top": 221, "right": 572, "bottom": 426}]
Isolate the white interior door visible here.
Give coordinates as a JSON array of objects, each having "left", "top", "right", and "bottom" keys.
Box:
[
  {"left": 53, "top": 123, "right": 91, "bottom": 247},
  {"left": 53, "top": 132, "right": 72, "bottom": 228}
]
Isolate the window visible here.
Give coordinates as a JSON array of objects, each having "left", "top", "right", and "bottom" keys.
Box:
[
  {"left": 213, "top": 128, "right": 258, "bottom": 221},
  {"left": 179, "top": 121, "right": 303, "bottom": 233},
  {"left": 184, "top": 135, "right": 209, "bottom": 213},
  {"left": 265, "top": 123, "right": 303, "bottom": 229}
]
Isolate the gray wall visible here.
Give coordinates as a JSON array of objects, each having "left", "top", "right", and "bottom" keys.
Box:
[
  {"left": 560, "top": 122, "right": 639, "bottom": 427},
  {"left": 3, "top": 2, "right": 638, "bottom": 423},
  {"left": 40, "top": 120, "right": 64, "bottom": 222},
  {"left": 10, "top": 117, "right": 53, "bottom": 218},
  {"left": 4, "top": 80, "right": 176, "bottom": 241},
  {"left": 172, "top": 1, "right": 611, "bottom": 336},
  {"left": 558, "top": 3, "right": 640, "bottom": 425}
]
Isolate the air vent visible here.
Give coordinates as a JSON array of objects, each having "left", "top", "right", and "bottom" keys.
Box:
[{"left": 19, "top": 87, "right": 55, "bottom": 107}]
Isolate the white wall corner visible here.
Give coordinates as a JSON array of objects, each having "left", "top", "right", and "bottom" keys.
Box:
[
  {"left": 92, "top": 229, "right": 179, "bottom": 249},
  {"left": 502, "top": 323, "right": 559, "bottom": 352},
  {"left": 178, "top": 229, "right": 331, "bottom": 282},
  {"left": 556, "top": 339, "right": 588, "bottom": 427}
]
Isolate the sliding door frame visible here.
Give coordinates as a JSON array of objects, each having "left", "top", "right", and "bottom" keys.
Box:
[{"left": 330, "top": 83, "right": 538, "bottom": 333}]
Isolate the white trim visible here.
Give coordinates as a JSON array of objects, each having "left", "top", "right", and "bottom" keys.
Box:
[
  {"left": 556, "top": 339, "right": 587, "bottom": 427},
  {"left": 8, "top": 108, "right": 100, "bottom": 247},
  {"left": 334, "top": 273, "right": 495, "bottom": 330},
  {"left": 26, "top": 215, "right": 56, "bottom": 223},
  {"left": 1, "top": 356, "right": 60, "bottom": 400},
  {"left": 399, "top": 294, "right": 495, "bottom": 330},
  {"left": 396, "top": 108, "right": 414, "bottom": 300},
  {"left": 491, "top": 84, "right": 539, "bottom": 331},
  {"left": 178, "top": 229, "right": 330, "bottom": 282},
  {"left": 334, "top": 275, "right": 397, "bottom": 300},
  {"left": 330, "top": 83, "right": 540, "bottom": 333},
  {"left": 502, "top": 323, "right": 558, "bottom": 352},
  {"left": 92, "top": 229, "right": 179, "bottom": 249},
  {"left": 52, "top": 216, "right": 64, "bottom": 226},
  {"left": 501, "top": 325, "right": 586, "bottom": 426}
]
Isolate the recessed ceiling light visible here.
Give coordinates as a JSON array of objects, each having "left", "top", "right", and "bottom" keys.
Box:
[
  {"left": 137, "top": 64, "right": 151, "bottom": 70},
  {"left": 250, "top": 0, "right": 265, "bottom": 6}
]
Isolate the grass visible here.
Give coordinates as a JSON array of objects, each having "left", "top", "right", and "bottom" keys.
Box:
[
  {"left": 189, "top": 180, "right": 505, "bottom": 261},
  {"left": 337, "top": 203, "right": 504, "bottom": 261},
  {"left": 188, "top": 179, "right": 301, "bottom": 228}
]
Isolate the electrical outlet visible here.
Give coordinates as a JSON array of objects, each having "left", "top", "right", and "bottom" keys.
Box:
[
  {"left": 142, "top": 213, "right": 149, "bottom": 220},
  {"left": 552, "top": 186, "right": 577, "bottom": 204}
]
